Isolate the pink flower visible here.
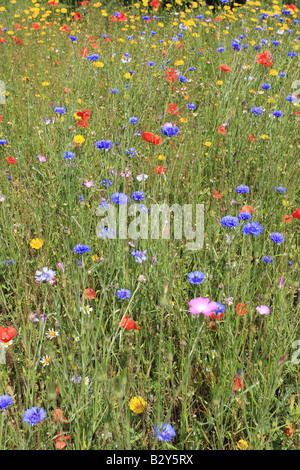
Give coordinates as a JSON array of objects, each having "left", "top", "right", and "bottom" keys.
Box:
[
  {"left": 83, "top": 180, "right": 94, "bottom": 188},
  {"left": 188, "top": 297, "right": 219, "bottom": 316},
  {"left": 57, "top": 262, "right": 64, "bottom": 272},
  {"left": 37, "top": 155, "right": 46, "bottom": 162},
  {"left": 256, "top": 305, "right": 270, "bottom": 315}
]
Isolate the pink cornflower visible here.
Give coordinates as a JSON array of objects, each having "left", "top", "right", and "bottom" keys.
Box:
[
  {"left": 37, "top": 155, "right": 46, "bottom": 162},
  {"left": 83, "top": 180, "right": 95, "bottom": 188},
  {"left": 188, "top": 297, "right": 219, "bottom": 317}
]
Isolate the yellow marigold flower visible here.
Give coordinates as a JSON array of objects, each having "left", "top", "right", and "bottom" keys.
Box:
[
  {"left": 74, "top": 135, "right": 85, "bottom": 144},
  {"left": 205, "top": 141, "right": 212, "bottom": 147},
  {"left": 269, "top": 69, "right": 278, "bottom": 76},
  {"left": 129, "top": 397, "right": 146, "bottom": 414},
  {"left": 124, "top": 72, "right": 131, "bottom": 79},
  {"left": 237, "top": 439, "right": 248, "bottom": 450},
  {"left": 175, "top": 60, "right": 184, "bottom": 66},
  {"left": 158, "top": 154, "right": 165, "bottom": 160},
  {"left": 282, "top": 200, "right": 289, "bottom": 207},
  {"left": 261, "top": 134, "right": 269, "bottom": 139},
  {"left": 217, "top": 80, "right": 223, "bottom": 85},
  {"left": 30, "top": 238, "right": 44, "bottom": 249},
  {"left": 93, "top": 61, "right": 104, "bottom": 68},
  {"left": 42, "top": 82, "right": 49, "bottom": 86}
]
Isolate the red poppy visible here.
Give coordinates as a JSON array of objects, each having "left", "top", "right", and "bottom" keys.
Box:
[
  {"left": 142, "top": 132, "right": 162, "bottom": 146},
  {"left": 0, "top": 116, "right": 3, "bottom": 123},
  {"left": 32, "top": 23, "right": 40, "bottom": 30},
  {"left": 55, "top": 433, "right": 70, "bottom": 449},
  {"left": 54, "top": 61, "right": 58, "bottom": 66},
  {"left": 214, "top": 190, "right": 223, "bottom": 200},
  {"left": 283, "top": 215, "right": 291, "bottom": 223},
  {"left": 167, "top": 103, "right": 179, "bottom": 115},
  {"left": 285, "top": 423, "right": 294, "bottom": 437},
  {"left": 236, "top": 303, "right": 246, "bottom": 316},
  {"left": 219, "top": 64, "right": 231, "bottom": 72},
  {"left": 61, "top": 25, "right": 70, "bottom": 33},
  {"left": 74, "top": 12, "right": 81, "bottom": 21},
  {"left": 110, "top": 12, "right": 127, "bottom": 22},
  {"left": 79, "top": 0, "right": 89, "bottom": 5},
  {"left": 52, "top": 409, "right": 68, "bottom": 424},
  {"left": 295, "top": 111, "right": 300, "bottom": 115},
  {"left": 150, "top": 0, "right": 159, "bottom": 7},
  {"left": 256, "top": 51, "right": 273, "bottom": 67},
  {"left": 0, "top": 327, "right": 17, "bottom": 343},
  {"left": 0, "top": 38, "right": 6, "bottom": 43},
  {"left": 155, "top": 165, "right": 166, "bottom": 174},
  {"left": 83, "top": 288, "right": 96, "bottom": 299},
  {"left": 233, "top": 375, "right": 245, "bottom": 391},
  {"left": 215, "top": 16, "right": 223, "bottom": 22},
  {"left": 292, "top": 208, "right": 300, "bottom": 220},
  {"left": 165, "top": 68, "right": 177, "bottom": 83},
  {"left": 241, "top": 205, "right": 254, "bottom": 214},
  {"left": 7, "top": 156, "right": 17, "bottom": 164},
  {"left": 249, "top": 134, "right": 255, "bottom": 142},
  {"left": 105, "top": 37, "right": 112, "bottom": 43},
  {"left": 16, "top": 24, "right": 22, "bottom": 31},
  {"left": 218, "top": 125, "right": 226, "bottom": 135},
  {"left": 286, "top": 4, "right": 296, "bottom": 11},
  {"left": 80, "top": 47, "right": 89, "bottom": 57},
  {"left": 120, "top": 315, "right": 140, "bottom": 331},
  {"left": 14, "top": 37, "right": 23, "bottom": 45}
]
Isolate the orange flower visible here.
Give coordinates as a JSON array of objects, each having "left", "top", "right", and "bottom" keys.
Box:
[
  {"left": 55, "top": 433, "right": 70, "bottom": 449},
  {"left": 236, "top": 303, "right": 246, "bottom": 316},
  {"left": 52, "top": 409, "right": 68, "bottom": 424},
  {"left": 142, "top": 132, "right": 162, "bottom": 146},
  {"left": 219, "top": 64, "right": 231, "bottom": 72},
  {"left": 218, "top": 125, "right": 226, "bottom": 135},
  {"left": 84, "top": 288, "right": 96, "bottom": 299},
  {"left": 120, "top": 315, "right": 140, "bottom": 331},
  {"left": 241, "top": 206, "right": 254, "bottom": 214},
  {"left": 214, "top": 190, "right": 223, "bottom": 200}
]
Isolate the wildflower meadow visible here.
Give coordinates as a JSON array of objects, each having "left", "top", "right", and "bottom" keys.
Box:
[{"left": 0, "top": 0, "right": 299, "bottom": 451}]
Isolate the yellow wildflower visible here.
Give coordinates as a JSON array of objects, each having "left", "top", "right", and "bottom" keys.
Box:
[
  {"left": 129, "top": 397, "right": 147, "bottom": 414},
  {"left": 30, "top": 238, "right": 44, "bottom": 249}
]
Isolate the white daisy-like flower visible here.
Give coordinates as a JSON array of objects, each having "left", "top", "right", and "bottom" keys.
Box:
[
  {"left": 80, "top": 305, "right": 93, "bottom": 314},
  {"left": 40, "top": 355, "right": 51, "bottom": 367},
  {"left": 46, "top": 328, "right": 59, "bottom": 340}
]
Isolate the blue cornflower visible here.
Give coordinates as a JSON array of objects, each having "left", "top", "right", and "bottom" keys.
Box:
[
  {"left": 128, "top": 36, "right": 133, "bottom": 40},
  {"left": 35, "top": 267, "right": 56, "bottom": 284},
  {"left": 54, "top": 107, "right": 66, "bottom": 114},
  {"left": 151, "top": 31, "right": 157, "bottom": 36},
  {"left": 23, "top": 407, "right": 46, "bottom": 426},
  {"left": 129, "top": 117, "right": 138, "bottom": 124},
  {"left": 110, "top": 89, "right": 119, "bottom": 94},
  {"left": 242, "top": 222, "right": 263, "bottom": 236},
  {"left": 189, "top": 67, "right": 196, "bottom": 71},
  {"left": 131, "top": 249, "right": 147, "bottom": 263},
  {"left": 236, "top": 185, "right": 249, "bottom": 194},
  {"left": 273, "top": 110, "right": 283, "bottom": 118},
  {"left": 279, "top": 72, "right": 286, "bottom": 77},
  {"left": 238, "top": 212, "right": 252, "bottom": 220},
  {"left": 213, "top": 303, "right": 225, "bottom": 314},
  {"left": 179, "top": 24, "right": 187, "bottom": 30},
  {"left": 0, "top": 395, "right": 12, "bottom": 409},
  {"left": 69, "top": 36, "right": 78, "bottom": 42},
  {"left": 111, "top": 192, "right": 129, "bottom": 205},
  {"left": 147, "top": 62, "right": 155, "bottom": 66},
  {"left": 73, "top": 244, "right": 91, "bottom": 254},
  {"left": 116, "top": 289, "right": 131, "bottom": 299},
  {"left": 161, "top": 123, "right": 179, "bottom": 137},
  {"left": 272, "top": 41, "right": 281, "bottom": 46},
  {"left": 251, "top": 107, "right": 263, "bottom": 115},
  {"left": 126, "top": 148, "right": 137, "bottom": 157},
  {"left": 232, "top": 39, "right": 241, "bottom": 51},
  {"left": 218, "top": 47, "right": 225, "bottom": 52},
  {"left": 187, "top": 103, "right": 196, "bottom": 110},
  {"left": 154, "top": 423, "right": 176, "bottom": 442},
  {"left": 188, "top": 271, "right": 205, "bottom": 285},
  {"left": 98, "top": 227, "right": 117, "bottom": 239},
  {"left": 179, "top": 75, "right": 187, "bottom": 83},
  {"left": 286, "top": 95, "right": 297, "bottom": 102},
  {"left": 132, "top": 191, "right": 145, "bottom": 201},
  {"left": 63, "top": 151, "right": 75, "bottom": 160},
  {"left": 139, "top": 204, "right": 149, "bottom": 214},
  {"left": 86, "top": 54, "right": 100, "bottom": 62},
  {"left": 270, "top": 232, "right": 284, "bottom": 244},
  {"left": 99, "top": 201, "right": 110, "bottom": 209},
  {"left": 288, "top": 52, "right": 297, "bottom": 57},
  {"left": 262, "top": 83, "right": 271, "bottom": 90},
  {"left": 0, "top": 140, "right": 8, "bottom": 145},
  {"left": 263, "top": 256, "right": 273, "bottom": 264},
  {"left": 196, "top": 15, "right": 204, "bottom": 19},
  {"left": 142, "top": 16, "right": 150, "bottom": 21},
  {"left": 274, "top": 186, "right": 286, "bottom": 193},
  {"left": 101, "top": 179, "right": 112, "bottom": 187},
  {"left": 96, "top": 140, "right": 113, "bottom": 150},
  {"left": 220, "top": 216, "right": 239, "bottom": 228}
]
